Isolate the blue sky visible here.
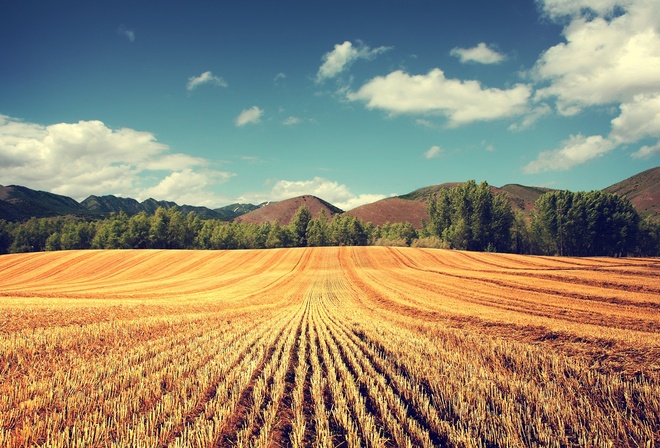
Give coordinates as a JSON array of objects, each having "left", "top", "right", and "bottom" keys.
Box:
[{"left": 1, "top": 0, "right": 658, "bottom": 210}]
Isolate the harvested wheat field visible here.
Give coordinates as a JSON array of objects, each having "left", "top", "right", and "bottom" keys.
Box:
[{"left": 1, "top": 247, "right": 659, "bottom": 447}]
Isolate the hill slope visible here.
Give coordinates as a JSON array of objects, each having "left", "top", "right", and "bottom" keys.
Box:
[
  {"left": 344, "top": 197, "right": 430, "bottom": 228},
  {"left": 0, "top": 185, "right": 96, "bottom": 221},
  {"left": 234, "top": 195, "right": 343, "bottom": 225},
  {"left": 604, "top": 167, "right": 659, "bottom": 219}
]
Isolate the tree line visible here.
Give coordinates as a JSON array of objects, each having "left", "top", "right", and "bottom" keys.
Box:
[{"left": 0, "top": 181, "right": 657, "bottom": 256}]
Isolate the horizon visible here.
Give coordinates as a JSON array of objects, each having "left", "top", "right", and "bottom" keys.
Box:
[
  {"left": 4, "top": 165, "right": 655, "bottom": 213},
  {"left": 1, "top": 0, "right": 659, "bottom": 210}
]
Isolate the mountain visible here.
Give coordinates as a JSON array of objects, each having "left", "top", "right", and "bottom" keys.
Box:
[
  {"left": 0, "top": 185, "right": 97, "bottom": 221},
  {"left": 215, "top": 203, "right": 261, "bottom": 220},
  {"left": 2, "top": 167, "right": 657, "bottom": 224},
  {"left": 234, "top": 195, "right": 343, "bottom": 225},
  {"left": 0, "top": 187, "right": 233, "bottom": 222},
  {"left": 80, "top": 194, "right": 232, "bottom": 220},
  {"left": 603, "top": 167, "right": 659, "bottom": 219},
  {"left": 81, "top": 195, "right": 145, "bottom": 215},
  {"left": 344, "top": 197, "right": 430, "bottom": 228}
]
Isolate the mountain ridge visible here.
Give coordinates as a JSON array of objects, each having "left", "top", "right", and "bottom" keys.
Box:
[{"left": 1, "top": 167, "right": 658, "bottom": 224}]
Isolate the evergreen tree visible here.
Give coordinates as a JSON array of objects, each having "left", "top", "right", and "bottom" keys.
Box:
[
  {"left": 532, "top": 190, "right": 640, "bottom": 256},
  {"left": 428, "top": 181, "right": 513, "bottom": 252},
  {"left": 290, "top": 205, "right": 312, "bottom": 247}
]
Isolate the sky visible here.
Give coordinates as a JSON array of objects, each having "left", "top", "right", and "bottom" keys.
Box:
[{"left": 1, "top": 0, "right": 659, "bottom": 210}]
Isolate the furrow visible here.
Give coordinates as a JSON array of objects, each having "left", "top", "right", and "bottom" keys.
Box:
[{"left": 312, "top": 295, "right": 387, "bottom": 448}]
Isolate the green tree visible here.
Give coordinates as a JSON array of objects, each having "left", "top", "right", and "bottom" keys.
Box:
[
  {"left": 92, "top": 212, "right": 129, "bottom": 249},
  {"left": 636, "top": 216, "right": 660, "bottom": 256},
  {"left": 306, "top": 210, "right": 330, "bottom": 247},
  {"left": 121, "top": 212, "right": 152, "bottom": 249},
  {"left": 330, "top": 215, "right": 367, "bottom": 246},
  {"left": 60, "top": 219, "right": 94, "bottom": 250},
  {"left": 290, "top": 205, "right": 312, "bottom": 247},
  {"left": 532, "top": 190, "right": 640, "bottom": 256},
  {"left": 149, "top": 207, "right": 170, "bottom": 249},
  {"left": 428, "top": 181, "right": 513, "bottom": 252},
  {"left": 45, "top": 232, "right": 61, "bottom": 251},
  {"left": 0, "top": 220, "right": 15, "bottom": 254},
  {"left": 266, "top": 221, "right": 293, "bottom": 248}
]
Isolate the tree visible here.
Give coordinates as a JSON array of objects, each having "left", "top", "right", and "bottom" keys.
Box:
[
  {"left": 92, "top": 212, "right": 129, "bottom": 249},
  {"left": 376, "top": 222, "right": 418, "bottom": 246},
  {"left": 306, "top": 210, "right": 330, "bottom": 247},
  {"left": 45, "top": 232, "right": 61, "bottom": 251},
  {"left": 330, "top": 215, "right": 367, "bottom": 246},
  {"left": 121, "top": 212, "right": 152, "bottom": 249},
  {"left": 636, "top": 216, "right": 660, "bottom": 256},
  {"left": 266, "top": 221, "right": 293, "bottom": 248},
  {"left": 290, "top": 205, "right": 312, "bottom": 247},
  {"left": 0, "top": 220, "right": 15, "bottom": 254},
  {"left": 532, "top": 190, "right": 640, "bottom": 256},
  {"left": 149, "top": 207, "right": 170, "bottom": 249},
  {"left": 428, "top": 181, "right": 513, "bottom": 252}
]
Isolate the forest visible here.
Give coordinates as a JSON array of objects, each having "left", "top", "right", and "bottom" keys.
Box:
[{"left": 1, "top": 181, "right": 658, "bottom": 256}]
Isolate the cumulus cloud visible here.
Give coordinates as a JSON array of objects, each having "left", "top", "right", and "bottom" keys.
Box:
[
  {"left": 348, "top": 68, "right": 531, "bottom": 127},
  {"left": 523, "top": 134, "right": 615, "bottom": 173},
  {"left": 316, "top": 40, "right": 391, "bottom": 82},
  {"left": 610, "top": 94, "right": 660, "bottom": 144},
  {"left": 139, "top": 169, "right": 235, "bottom": 206},
  {"left": 533, "top": 0, "right": 660, "bottom": 113},
  {"left": 632, "top": 142, "right": 660, "bottom": 158},
  {"left": 235, "top": 106, "right": 264, "bottom": 127},
  {"left": 187, "top": 71, "right": 228, "bottom": 91},
  {"left": 523, "top": 0, "right": 660, "bottom": 172},
  {"left": 117, "top": 25, "right": 135, "bottom": 42},
  {"left": 0, "top": 115, "right": 234, "bottom": 204},
  {"left": 424, "top": 146, "right": 443, "bottom": 159},
  {"left": 238, "top": 176, "right": 386, "bottom": 211},
  {"left": 450, "top": 42, "right": 506, "bottom": 64}
]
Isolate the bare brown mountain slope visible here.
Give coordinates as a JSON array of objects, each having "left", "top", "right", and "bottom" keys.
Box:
[
  {"left": 233, "top": 195, "right": 343, "bottom": 225},
  {"left": 604, "top": 167, "right": 659, "bottom": 219},
  {"left": 344, "top": 197, "right": 430, "bottom": 228}
]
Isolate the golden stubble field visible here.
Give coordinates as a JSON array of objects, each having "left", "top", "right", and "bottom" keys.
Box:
[{"left": 0, "top": 247, "right": 658, "bottom": 447}]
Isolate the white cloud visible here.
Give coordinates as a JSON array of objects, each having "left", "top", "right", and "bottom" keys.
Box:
[
  {"left": 508, "top": 104, "right": 553, "bottom": 131},
  {"left": 348, "top": 69, "right": 531, "bottom": 127},
  {"left": 523, "top": 134, "right": 615, "bottom": 173},
  {"left": 610, "top": 93, "right": 660, "bottom": 144},
  {"left": 274, "top": 72, "right": 286, "bottom": 83},
  {"left": 533, "top": 0, "right": 660, "bottom": 113},
  {"left": 317, "top": 41, "right": 391, "bottom": 82},
  {"left": 540, "top": 0, "right": 634, "bottom": 20},
  {"left": 117, "top": 25, "right": 135, "bottom": 42},
  {"left": 450, "top": 42, "right": 506, "bottom": 64},
  {"left": 632, "top": 142, "right": 660, "bottom": 158},
  {"left": 424, "top": 146, "right": 443, "bottom": 159},
  {"left": 0, "top": 115, "right": 234, "bottom": 205},
  {"left": 140, "top": 169, "right": 234, "bottom": 206},
  {"left": 187, "top": 71, "right": 228, "bottom": 91},
  {"left": 238, "top": 176, "right": 386, "bottom": 211},
  {"left": 282, "top": 116, "right": 301, "bottom": 126},
  {"left": 235, "top": 106, "right": 264, "bottom": 127},
  {"left": 522, "top": 0, "right": 660, "bottom": 172}
]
